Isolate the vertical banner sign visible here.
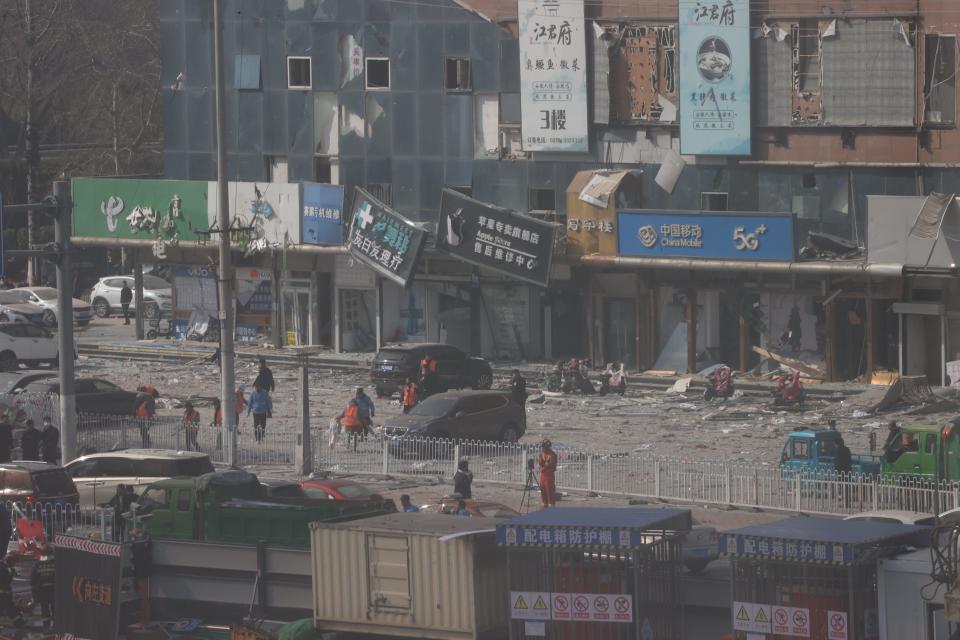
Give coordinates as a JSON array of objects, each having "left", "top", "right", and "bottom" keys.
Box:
[
  {"left": 302, "top": 183, "right": 344, "bottom": 245},
  {"left": 518, "top": 0, "right": 588, "bottom": 152},
  {"left": 679, "top": 0, "right": 751, "bottom": 155},
  {"left": 55, "top": 536, "right": 123, "bottom": 640}
]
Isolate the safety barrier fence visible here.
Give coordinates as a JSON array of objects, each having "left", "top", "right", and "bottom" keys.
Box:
[
  {"left": 69, "top": 412, "right": 960, "bottom": 518},
  {"left": 2, "top": 501, "right": 115, "bottom": 545}
]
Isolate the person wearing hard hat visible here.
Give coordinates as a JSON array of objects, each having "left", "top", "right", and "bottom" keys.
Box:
[{"left": 538, "top": 439, "right": 558, "bottom": 508}]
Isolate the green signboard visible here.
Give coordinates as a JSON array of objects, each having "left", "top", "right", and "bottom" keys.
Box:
[{"left": 71, "top": 178, "right": 209, "bottom": 241}]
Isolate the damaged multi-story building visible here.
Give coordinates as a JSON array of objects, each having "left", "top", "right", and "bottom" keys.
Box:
[{"left": 157, "top": 0, "right": 960, "bottom": 384}]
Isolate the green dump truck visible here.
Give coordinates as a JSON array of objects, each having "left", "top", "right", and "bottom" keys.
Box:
[
  {"left": 881, "top": 421, "right": 960, "bottom": 482},
  {"left": 131, "top": 470, "right": 391, "bottom": 547}
]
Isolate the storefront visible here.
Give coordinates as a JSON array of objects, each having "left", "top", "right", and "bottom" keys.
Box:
[{"left": 70, "top": 177, "right": 341, "bottom": 347}]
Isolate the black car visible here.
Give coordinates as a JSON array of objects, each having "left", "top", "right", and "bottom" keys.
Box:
[
  {"left": 382, "top": 390, "right": 526, "bottom": 443},
  {"left": 21, "top": 377, "right": 138, "bottom": 416},
  {"left": 371, "top": 343, "right": 493, "bottom": 397},
  {"left": 0, "top": 461, "right": 79, "bottom": 507}
]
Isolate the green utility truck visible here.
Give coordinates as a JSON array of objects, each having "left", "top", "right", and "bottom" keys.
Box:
[
  {"left": 131, "top": 470, "right": 391, "bottom": 547},
  {"left": 881, "top": 422, "right": 960, "bottom": 482}
]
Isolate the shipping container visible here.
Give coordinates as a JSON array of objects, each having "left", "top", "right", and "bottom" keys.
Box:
[
  {"left": 877, "top": 548, "right": 947, "bottom": 640},
  {"left": 310, "top": 513, "right": 508, "bottom": 640}
]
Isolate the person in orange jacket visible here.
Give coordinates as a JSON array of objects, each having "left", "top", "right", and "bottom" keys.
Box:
[
  {"left": 182, "top": 402, "right": 201, "bottom": 451},
  {"left": 538, "top": 438, "right": 558, "bottom": 508},
  {"left": 419, "top": 353, "right": 438, "bottom": 397},
  {"left": 401, "top": 378, "right": 418, "bottom": 414},
  {"left": 336, "top": 399, "right": 364, "bottom": 451}
]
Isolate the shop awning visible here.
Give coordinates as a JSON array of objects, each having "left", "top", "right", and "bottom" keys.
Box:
[
  {"left": 496, "top": 507, "right": 691, "bottom": 548},
  {"left": 719, "top": 516, "right": 930, "bottom": 566},
  {"left": 580, "top": 254, "right": 904, "bottom": 277}
]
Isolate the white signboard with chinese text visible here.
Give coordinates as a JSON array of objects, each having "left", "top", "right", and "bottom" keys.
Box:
[
  {"left": 207, "top": 182, "right": 301, "bottom": 246},
  {"left": 518, "top": 0, "right": 588, "bottom": 152}
]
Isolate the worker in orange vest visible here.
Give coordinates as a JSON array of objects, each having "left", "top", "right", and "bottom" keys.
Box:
[
  {"left": 182, "top": 402, "right": 201, "bottom": 451},
  {"left": 401, "top": 378, "right": 418, "bottom": 414},
  {"left": 419, "top": 353, "right": 438, "bottom": 397},
  {"left": 538, "top": 438, "right": 558, "bottom": 508},
  {"left": 336, "top": 399, "right": 364, "bottom": 451}
]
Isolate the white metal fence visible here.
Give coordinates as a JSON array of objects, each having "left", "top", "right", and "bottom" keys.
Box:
[{"left": 66, "top": 410, "right": 960, "bottom": 518}]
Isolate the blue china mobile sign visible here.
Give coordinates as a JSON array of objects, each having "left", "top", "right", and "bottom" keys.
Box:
[
  {"left": 302, "top": 183, "right": 344, "bottom": 246},
  {"left": 617, "top": 211, "right": 795, "bottom": 261},
  {"left": 679, "top": 0, "right": 752, "bottom": 155}
]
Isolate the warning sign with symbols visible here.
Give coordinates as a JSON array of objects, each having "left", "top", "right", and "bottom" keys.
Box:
[
  {"left": 733, "top": 601, "right": 772, "bottom": 634},
  {"left": 510, "top": 591, "right": 551, "bottom": 621},
  {"left": 552, "top": 594, "right": 571, "bottom": 620},
  {"left": 827, "top": 610, "right": 848, "bottom": 640},
  {"left": 772, "top": 605, "right": 811, "bottom": 637}
]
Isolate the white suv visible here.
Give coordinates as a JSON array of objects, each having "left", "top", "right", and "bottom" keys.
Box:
[
  {"left": 90, "top": 275, "right": 173, "bottom": 319},
  {"left": 0, "top": 323, "right": 60, "bottom": 370}
]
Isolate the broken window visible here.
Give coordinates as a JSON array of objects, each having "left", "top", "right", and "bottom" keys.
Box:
[
  {"left": 366, "top": 183, "right": 392, "bottom": 206},
  {"left": 314, "top": 157, "right": 339, "bottom": 184},
  {"left": 790, "top": 20, "right": 823, "bottom": 125},
  {"left": 287, "top": 56, "right": 312, "bottom": 89},
  {"left": 701, "top": 192, "right": 728, "bottom": 212},
  {"left": 604, "top": 24, "right": 678, "bottom": 124},
  {"left": 234, "top": 54, "right": 261, "bottom": 90},
  {"left": 529, "top": 188, "right": 556, "bottom": 212},
  {"left": 925, "top": 34, "right": 956, "bottom": 126},
  {"left": 365, "top": 58, "right": 390, "bottom": 89},
  {"left": 266, "top": 156, "right": 288, "bottom": 183},
  {"left": 446, "top": 58, "right": 472, "bottom": 92}
]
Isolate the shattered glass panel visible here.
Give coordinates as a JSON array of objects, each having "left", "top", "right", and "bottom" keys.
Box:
[
  {"left": 364, "top": 23, "right": 389, "bottom": 57},
  {"left": 187, "top": 91, "right": 214, "bottom": 152},
  {"left": 419, "top": 161, "right": 443, "bottom": 218},
  {"left": 311, "top": 24, "right": 339, "bottom": 89},
  {"left": 313, "top": 93, "right": 339, "bottom": 155},
  {"left": 339, "top": 0, "right": 362, "bottom": 22},
  {"left": 445, "top": 94, "right": 474, "bottom": 159},
  {"left": 391, "top": 22, "right": 417, "bottom": 91},
  {"left": 392, "top": 160, "right": 419, "bottom": 214},
  {"left": 418, "top": 95, "right": 443, "bottom": 157},
  {"left": 470, "top": 23, "right": 499, "bottom": 92},
  {"left": 288, "top": 90, "right": 314, "bottom": 155},
  {"left": 391, "top": 93, "right": 417, "bottom": 156},
  {"left": 418, "top": 25, "right": 444, "bottom": 90},
  {"left": 365, "top": 93, "right": 391, "bottom": 156},
  {"left": 366, "top": 0, "right": 389, "bottom": 22},
  {"left": 339, "top": 92, "right": 366, "bottom": 157},
  {"left": 313, "top": 0, "right": 336, "bottom": 21},
  {"left": 285, "top": 21, "right": 312, "bottom": 54},
  {"left": 445, "top": 23, "right": 469, "bottom": 56}
]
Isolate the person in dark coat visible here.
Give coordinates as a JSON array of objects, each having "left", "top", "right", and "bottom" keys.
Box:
[
  {"left": 18, "top": 420, "right": 41, "bottom": 461},
  {"left": 120, "top": 281, "right": 133, "bottom": 325},
  {"left": 103, "top": 484, "right": 136, "bottom": 542},
  {"left": 0, "top": 415, "right": 13, "bottom": 464},
  {"left": 453, "top": 459, "right": 473, "bottom": 499},
  {"left": 254, "top": 357, "right": 275, "bottom": 392},
  {"left": 30, "top": 546, "right": 55, "bottom": 626},
  {"left": 510, "top": 370, "right": 528, "bottom": 405},
  {"left": 40, "top": 417, "right": 59, "bottom": 465},
  {"left": 0, "top": 555, "right": 23, "bottom": 626}
]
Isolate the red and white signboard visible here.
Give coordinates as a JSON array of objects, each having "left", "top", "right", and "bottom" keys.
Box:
[
  {"left": 552, "top": 593, "right": 571, "bottom": 621},
  {"left": 772, "top": 606, "right": 811, "bottom": 637},
  {"left": 827, "top": 610, "right": 848, "bottom": 640},
  {"left": 550, "top": 593, "right": 633, "bottom": 623}
]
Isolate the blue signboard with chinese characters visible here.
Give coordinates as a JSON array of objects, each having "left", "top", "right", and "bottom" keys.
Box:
[
  {"left": 347, "top": 187, "right": 428, "bottom": 287},
  {"left": 617, "top": 211, "right": 795, "bottom": 261},
  {"left": 679, "top": 0, "right": 751, "bottom": 155},
  {"left": 720, "top": 533, "right": 853, "bottom": 565},
  {"left": 302, "top": 183, "right": 343, "bottom": 246},
  {"left": 497, "top": 524, "right": 642, "bottom": 548}
]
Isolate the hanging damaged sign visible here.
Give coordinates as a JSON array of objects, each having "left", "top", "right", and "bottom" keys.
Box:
[
  {"left": 346, "top": 187, "right": 427, "bottom": 287},
  {"left": 437, "top": 189, "right": 559, "bottom": 287}
]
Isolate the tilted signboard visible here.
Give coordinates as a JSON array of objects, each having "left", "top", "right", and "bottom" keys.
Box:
[
  {"left": 346, "top": 187, "right": 427, "bottom": 287},
  {"left": 437, "top": 189, "right": 558, "bottom": 287}
]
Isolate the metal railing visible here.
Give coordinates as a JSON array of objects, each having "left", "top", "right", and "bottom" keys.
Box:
[
  {"left": 68, "top": 410, "right": 960, "bottom": 518},
  {"left": 3, "top": 501, "right": 115, "bottom": 545}
]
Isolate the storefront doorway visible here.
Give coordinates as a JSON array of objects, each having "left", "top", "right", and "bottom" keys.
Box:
[
  {"left": 340, "top": 289, "right": 377, "bottom": 352},
  {"left": 603, "top": 297, "right": 637, "bottom": 370},
  {"left": 282, "top": 284, "right": 312, "bottom": 346}
]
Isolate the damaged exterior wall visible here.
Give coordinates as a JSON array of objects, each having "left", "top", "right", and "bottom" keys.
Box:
[{"left": 602, "top": 24, "right": 677, "bottom": 124}]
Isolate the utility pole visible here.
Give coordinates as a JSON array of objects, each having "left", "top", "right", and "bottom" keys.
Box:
[
  {"left": 212, "top": 0, "right": 237, "bottom": 466},
  {"left": 25, "top": 0, "right": 38, "bottom": 286},
  {"left": 53, "top": 181, "right": 76, "bottom": 462}
]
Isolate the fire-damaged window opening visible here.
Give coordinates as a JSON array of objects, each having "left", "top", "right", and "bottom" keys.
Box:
[
  {"left": 314, "top": 157, "right": 338, "bottom": 184},
  {"left": 446, "top": 58, "right": 472, "bottom": 92},
  {"left": 604, "top": 24, "right": 678, "bottom": 124},
  {"left": 701, "top": 192, "right": 728, "bottom": 212},
  {"left": 365, "top": 58, "right": 390, "bottom": 90},
  {"left": 791, "top": 20, "right": 823, "bottom": 125},
  {"left": 925, "top": 33, "right": 957, "bottom": 127},
  {"left": 287, "top": 56, "right": 312, "bottom": 90},
  {"left": 529, "top": 188, "right": 556, "bottom": 212}
]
